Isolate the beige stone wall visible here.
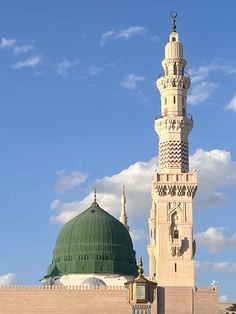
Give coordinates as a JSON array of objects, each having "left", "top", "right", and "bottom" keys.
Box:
[
  {"left": 0, "top": 286, "right": 131, "bottom": 314},
  {"left": 0, "top": 285, "right": 219, "bottom": 314},
  {"left": 157, "top": 286, "right": 193, "bottom": 314},
  {"left": 194, "top": 287, "right": 219, "bottom": 314},
  {"left": 155, "top": 286, "right": 218, "bottom": 314}
]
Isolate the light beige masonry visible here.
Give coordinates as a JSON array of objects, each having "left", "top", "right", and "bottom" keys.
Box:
[
  {"left": 0, "top": 285, "right": 218, "bottom": 314},
  {"left": 148, "top": 25, "right": 198, "bottom": 287}
]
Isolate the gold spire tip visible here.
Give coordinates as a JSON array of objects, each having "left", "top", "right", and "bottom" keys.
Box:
[
  {"left": 93, "top": 187, "right": 97, "bottom": 205},
  {"left": 170, "top": 11, "right": 177, "bottom": 32},
  {"left": 138, "top": 257, "right": 144, "bottom": 277}
]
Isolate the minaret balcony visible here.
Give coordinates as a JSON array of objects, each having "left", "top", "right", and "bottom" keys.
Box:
[
  {"left": 156, "top": 72, "right": 191, "bottom": 91},
  {"left": 156, "top": 111, "right": 192, "bottom": 120},
  {"left": 157, "top": 71, "right": 190, "bottom": 80}
]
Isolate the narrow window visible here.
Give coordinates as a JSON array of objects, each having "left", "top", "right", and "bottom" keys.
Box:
[
  {"left": 175, "top": 263, "right": 177, "bottom": 272},
  {"left": 172, "top": 37, "right": 176, "bottom": 42},
  {"left": 174, "top": 62, "right": 177, "bottom": 75},
  {"left": 165, "top": 97, "right": 167, "bottom": 105},
  {"left": 173, "top": 96, "right": 176, "bottom": 104}
]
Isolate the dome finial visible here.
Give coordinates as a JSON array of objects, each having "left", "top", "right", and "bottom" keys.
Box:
[
  {"left": 137, "top": 256, "right": 144, "bottom": 278},
  {"left": 170, "top": 11, "right": 177, "bottom": 32},
  {"left": 93, "top": 187, "right": 98, "bottom": 205}
]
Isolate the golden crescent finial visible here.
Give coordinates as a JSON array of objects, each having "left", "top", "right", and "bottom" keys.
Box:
[
  {"left": 138, "top": 256, "right": 144, "bottom": 277},
  {"left": 93, "top": 187, "right": 97, "bottom": 204},
  {"left": 170, "top": 11, "right": 177, "bottom": 32}
]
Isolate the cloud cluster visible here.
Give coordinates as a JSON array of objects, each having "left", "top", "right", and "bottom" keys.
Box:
[
  {"left": 0, "top": 273, "right": 18, "bottom": 286},
  {"left": 219, "top": 294, "right": 229, "bottom": 302},
  {"left": 188, "top": 82, "right": 219, "bottom": 105},
  {"left": 12, "top": 55, "right": 41, "bottom": 69},
  {"left": 14, "top": 44, "right": 33, "bottom": 54},
  {"left": 195, "top": 260, "right": 236, "bottom": 272},
  {"left": 54, "top": 170, "right": 87, "bottom": 194},
  {"left": 190, "top": 149, "right": 236, "bottom": 208},
  {"left": 101, "top": 26, "right": 146, "bottom": 46},
  {"left": 88, "top": 66, "right": 103, "bottom": 76},
  {"left": 0, "top": 37, "right": 16, "bottom": 49},
  {"left": 188, "top": 60, "right": 236, "bottom": 106},
  {"left": 0, "top": 37, "right": 39, "bottom": 69},
  {"left": 50, "top": 157, "right": 157, "bottom": 224},
  {"left": 50, "top": 149, "right": 236, "bottom": 224},
  {"left": 56, "top": 58, "right": 80, "bottom": 78},
  {"left": 227, "top": 95, "right": 236, "bottom": 111},
  {"left": 195, "top": 227, "right": 236, "bottom": 253},
  {"left": 120, "top": 74, "right": 145, "bottom": 90}
]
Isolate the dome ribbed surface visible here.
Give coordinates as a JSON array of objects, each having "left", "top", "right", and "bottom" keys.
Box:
[{"left": 48, "top": 202, "right": 137, "bottom": 276}]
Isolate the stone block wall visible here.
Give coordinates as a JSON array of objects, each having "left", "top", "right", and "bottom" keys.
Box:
[{"left": 0, "top": 286, "right": 130, "bottom": 314}]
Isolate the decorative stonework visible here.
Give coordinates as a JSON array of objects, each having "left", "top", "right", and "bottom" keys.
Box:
[
  {"left": 155, "top": 117, "right": 193, "bottom": 134},
  {"left": 159, "top": 140, "right": 189, "bottom": 172},
  {"left": 157, "top": 76, "right": 190, "bottom": 91}
]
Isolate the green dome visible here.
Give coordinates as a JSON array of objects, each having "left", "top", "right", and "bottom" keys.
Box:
[{"left": 48, "top": 202, "right": 137, "bottom": 276}]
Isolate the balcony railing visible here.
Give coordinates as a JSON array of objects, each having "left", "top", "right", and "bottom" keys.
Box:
[
  {"left": 157, "top": 71, "right": 190, "bottom": 79},
  {"left": 155, "top": 111, "right": 193, "bottom": 120}
]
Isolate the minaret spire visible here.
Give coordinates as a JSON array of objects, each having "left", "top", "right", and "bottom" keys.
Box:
[
  {"left": 119, "top": 185, "right": 129, "bottom": 230},
  {"left": 171, "top": 11, "right": 177, "bottom": 32}
]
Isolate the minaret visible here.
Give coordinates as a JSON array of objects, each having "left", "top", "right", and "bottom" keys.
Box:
[
  {"left": 120, "top": 185, "right": 129, "bottom": 230},
  {"left": 148, "top": 13, "right": 198, "bottom": 287}
]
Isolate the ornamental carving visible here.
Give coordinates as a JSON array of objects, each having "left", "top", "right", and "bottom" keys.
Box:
[
  {"left": 155, "top": 117, "right": 193, "bottom": 135},
  {"left": 154, "top": 184, "right": 197, "bottom": 198}
]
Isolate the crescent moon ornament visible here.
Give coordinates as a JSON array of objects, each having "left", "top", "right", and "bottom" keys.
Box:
[{"left": 170, "top": 11, "right": 177, "bottom": 32}]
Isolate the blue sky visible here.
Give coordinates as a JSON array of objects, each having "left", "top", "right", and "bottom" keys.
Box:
[{"left": 0, "top": 0, "right": 236, "bottom": 302}]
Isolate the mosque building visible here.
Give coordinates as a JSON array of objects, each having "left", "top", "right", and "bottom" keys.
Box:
[{"left": 0, "top": 13, "right": 233, "bottom": 314}]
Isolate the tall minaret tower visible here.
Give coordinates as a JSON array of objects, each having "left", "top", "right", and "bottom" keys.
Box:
[{"left": 148, "top": 13, "right": 197, "bottom": 287}]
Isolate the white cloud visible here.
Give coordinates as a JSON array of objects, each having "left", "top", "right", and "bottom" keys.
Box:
[
  {"left": 50, "top": 149, "right": 236, "bottom": 224},
  {"left": 54, "top": 170, "right": 87, "bottom": 194},
  {"left": 130, "top": 229, "right": 148, "bottom": 243},
  {"left": 88, "top": 66, "right": 103, "bottom": 76},
  {"left": 14, "top": 44, "right": 33, "bottom": 54},
  {"left": 189, "top": 60, "right": 236, "bottom": 84},
  {"left": 219, "top": 294, "right": 229, "bottom": 302},
  {"left": 227, "top": 95, "right": 236, "bottom": 111},
  {"left": 101, "top": 26, "right": 146, "bottom": 46},
  {"left": 56, "top": 58, "right": 80, "bottom": 77},
  {"left": 12, "top": 55, "right": 41, "bottom": 69},
  {"left": 187, "top": 60, "right": 236, "bottom": 106},
  {"left": 120, "top": 74, "right": 145, "bottom": 90},
  {"left": 0, "top": 273, "right": 18, "bottom": 286},
  {"left": 0, "top": 37, "right": 16, "bottom": 49},
  {"left": 195, "top": 260, "right": 236, "bottom": 272},
  {"left": 51, "top": 199, "right": 62, "bottom": 210},
  {"left": 56, "top": 169, "right": 65, "bottom": 177},
  {"left": 190, "top": 149, "right": 236, "bottom": 208},
  {"left": 188, "top": 81, "right": 219, "bottom": 105},
  {"left": 50, "top": 157, "right": 157, "bottom": 223},
  {"left": 195, "top": 227, "right": 236, "bottom": 253}
]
